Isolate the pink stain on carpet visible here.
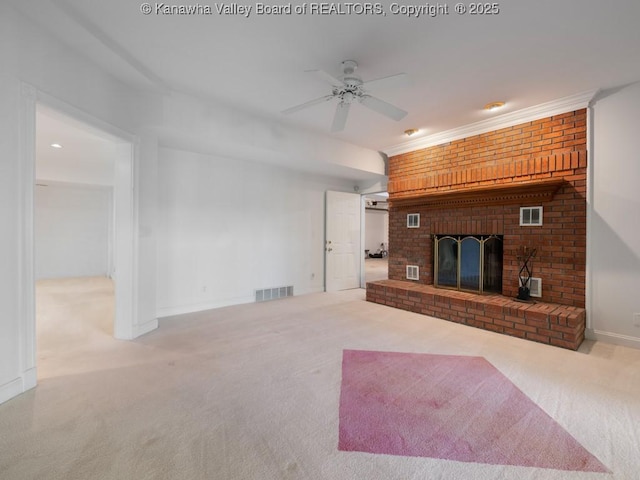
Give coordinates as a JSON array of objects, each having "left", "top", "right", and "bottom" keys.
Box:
[{"left": 338, "top": 349, "right": 609, "bottom": 472}]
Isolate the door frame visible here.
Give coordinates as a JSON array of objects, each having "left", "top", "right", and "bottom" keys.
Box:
[
  {"left": 18, "top": 83, "right": 138, "bottom": 390},
  {"left": 360, "top": 191, "right": 389, "bottom": 288}
]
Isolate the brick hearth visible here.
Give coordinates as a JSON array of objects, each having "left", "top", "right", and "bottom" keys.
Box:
[{"left": 367, "top": 280, "right": 585, "bottom": 350}]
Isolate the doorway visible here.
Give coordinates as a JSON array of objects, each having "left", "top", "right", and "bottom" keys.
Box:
[
  {"left": 363, "top": 192, "right": 389, "bottom": 283},
  {"left": 19, "top": 88, "right": 137, "bottom": 387},
  {"left": 35, "top": 106, "right": 125, "bottom": 378}
]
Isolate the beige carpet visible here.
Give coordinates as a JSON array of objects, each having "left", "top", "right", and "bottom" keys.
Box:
[
  {"left": 1, "top": 277, "right": 640, "bottom": 479},
  {"left": 365, "top": 257, "right": 388, "bottom": 282}
]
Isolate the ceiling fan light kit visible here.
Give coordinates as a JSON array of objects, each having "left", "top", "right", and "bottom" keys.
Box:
[{"left": 282, "top": 60, "right": 408, "bottom": 132}]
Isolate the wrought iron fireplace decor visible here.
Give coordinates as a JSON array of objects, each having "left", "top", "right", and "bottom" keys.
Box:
[{"left": 434, "top": 235, "right": 503, "bottom": 294}]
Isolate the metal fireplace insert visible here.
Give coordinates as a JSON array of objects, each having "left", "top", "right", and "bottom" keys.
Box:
[{"left": 434, "top": 234, "right": 503, "bottom": 294}]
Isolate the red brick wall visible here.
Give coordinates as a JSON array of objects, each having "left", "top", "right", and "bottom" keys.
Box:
[{"left": 388, "top": 110, "right": 587, "bottom": 307}]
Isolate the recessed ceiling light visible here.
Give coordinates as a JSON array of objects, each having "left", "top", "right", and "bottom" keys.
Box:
[
  {"left": 404, "top": 128, "right": 419, "bottom": 136},
  {"left": 484, "top": 101, "right": 506, "bottom": 112},
  {"left": 50, "top": 143, "right": 63, "bottom": 149}
]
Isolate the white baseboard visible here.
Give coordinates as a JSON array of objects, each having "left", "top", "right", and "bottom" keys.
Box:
[
  {"left": 586, "top": 328, "right": 640, "bottom": 350},
  {"left": 156, "top": 295, "right": 254, "bottom": 319},
  {"left": 0, "top": 377, "right": 23, "bottom": 405},
  {"left": 0, "top": 368, "right": 37, "bottom": 406},
  {"left": 294, "top": 286, "right": 324, "bottom": 296},
  {"left": 156, "top": 288, "right": 325, "bottom": 319},
  {"left": 22, "top": 367, "right": 37, "bottom": 391},
  {"left": 134, "top": 318, "right": 158, "bottom": 338}
]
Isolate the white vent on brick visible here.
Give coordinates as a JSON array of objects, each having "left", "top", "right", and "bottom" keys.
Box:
[
  {"left": 520, "top": 206, "right": 543, "bottom": 226},
  {"left": 406, "top": 265, "right": 419, "bottom": 280},
  {"left": 520, "top": 277, "right": 542, "bottom": 297},
  {"left": 255, "top": 285, "right": 294, "bottom": 302},
  {"left": 407, "top": 213, "right": 420, "bottom": 228}
]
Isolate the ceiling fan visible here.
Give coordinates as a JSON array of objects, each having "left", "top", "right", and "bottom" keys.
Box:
[{"left": 282, "top": 60, "right": 408, "bottom": 132}]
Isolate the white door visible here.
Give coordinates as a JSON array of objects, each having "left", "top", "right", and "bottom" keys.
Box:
[{"left": 326, "top": 190, "right": 361, "bottom": 292}]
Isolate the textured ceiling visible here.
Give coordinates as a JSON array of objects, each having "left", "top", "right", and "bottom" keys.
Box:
[{"left": 12, "top": 0, "right": 640, "bottom": 153}]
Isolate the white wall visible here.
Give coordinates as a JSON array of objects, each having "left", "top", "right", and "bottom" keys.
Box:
[
  {"left": 35, "top": 148, "right": 116, "bottom": 187},
  {"left": 36, "top": 157, "right": 115, "bottom": 186},
  {"left": 159, "top": 93, "right": 386, "bottom": 180},
  {"left": 156, "top": 147, "right": 355, "bottom": 317},
  {"left": 0, "top": 3, "right": 158, "bottom": 404},
  {"left": 0, "top": 2, "right": 385, "bottom": 405},
  {"left": 588, "top": 82, "right": 640, "bottom": 348},
  {"left": 365, "top": 209, "right": 389, "bottom": 254},
  {"left": 0, "top": 65, "right": 24, "bottom": 405},
  {"left": 35, "top": 184, "right": 112, "bottom": 280}
]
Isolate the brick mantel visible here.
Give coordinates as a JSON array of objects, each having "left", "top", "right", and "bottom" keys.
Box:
[{"left": 390, "top": 178, "right": 565, "bottom": 209}]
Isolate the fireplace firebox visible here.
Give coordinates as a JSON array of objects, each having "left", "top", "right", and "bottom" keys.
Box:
[{"left": 434, "top": 235, "right": 503, "bottom": 294}]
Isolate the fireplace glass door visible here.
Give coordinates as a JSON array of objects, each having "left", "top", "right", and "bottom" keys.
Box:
[
  {"left": 434, "top": 235, "right": 503, "bottom": 294},
  {"left": 436, "top": 236, "right": 458, "bottom": 287},
  {"left": 483, "top": 236, "right": 503, "bottom": 293},
  {"left": 460, "top": 237, "right": 481, "bottom": 291}
]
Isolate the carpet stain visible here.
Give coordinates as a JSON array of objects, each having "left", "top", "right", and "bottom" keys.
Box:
[{"left": 338, "top": 349, "right": 610, "bottom": 473}]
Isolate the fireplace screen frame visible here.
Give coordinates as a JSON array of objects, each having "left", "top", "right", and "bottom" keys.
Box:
[{"left": 433, "top": 234, "right": 503, "bottom": 294}]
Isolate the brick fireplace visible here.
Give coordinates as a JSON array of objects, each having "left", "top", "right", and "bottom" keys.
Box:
[{"left": 367, "top": 109, "right": 588, "bottom": 349}]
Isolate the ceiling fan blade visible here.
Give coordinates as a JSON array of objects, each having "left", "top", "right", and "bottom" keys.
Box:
[
  {"left": 281, "top": 95, "right": 335, "bottom": 115},
  {"left": 359, "top": 95, "right": 407, "bottom": 121},
  {"left": 362, "top": 73, "right": 408, "bottom": 91},
  {"left": 307, "top": 69, "right": 344, "bottom": 88},
  {"left": 331, "top": 102, "right": 350, "bottom": 132}
]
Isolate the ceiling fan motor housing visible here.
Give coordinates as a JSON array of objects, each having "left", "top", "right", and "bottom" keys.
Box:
[
  {"left": 335, "top": 61, "right": 364, "bottom": 104},
  {"left": 341, "top": 60, "right": 358, "bottom": 75},
  {"left": 282, "top": 59, "right": 408, "bottom": 131}
]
